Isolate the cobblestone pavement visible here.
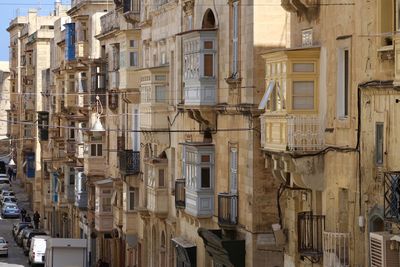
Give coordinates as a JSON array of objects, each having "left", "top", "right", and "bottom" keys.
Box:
[{"left": 0, "top": 178, "right": 31, "bottom": 267}]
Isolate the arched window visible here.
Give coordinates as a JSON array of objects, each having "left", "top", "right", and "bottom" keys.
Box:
[
  {"left": 160, "top": 231, "right": 166, "bottom": 267},
  {"left": 202, "top": 9, "right": 216, "bottom": 29}
]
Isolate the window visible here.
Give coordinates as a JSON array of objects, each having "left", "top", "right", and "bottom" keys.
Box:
[
  {"left": 292, "top": 81, "right": 314, "bottom": 110},
  {"left": 69, "top": 168, "right": 75, "bottom": 185},
  {"left": 130, "top": 40, "right": 136, "bottom": 48},
  {"left": 90, "top": 144, "right": 103, "bottom": 157},
  {"left": 130, "top": 51, "right": 138, "bottom": 67},
  {"left": 128, "top": 187, "right": 136, "bottom": 211},
  {"left": 229, "top": 146, "right": 238, "bottom": 194},
  {"left": 232, "top": 1, "right": 239, "bottom": 76},
  {"left": 155, "top": 86, "right": 167, "bottom": 102},
  {"left": 204, "top": 54, "right": 214, "bottom": 77},
  {"left": 201, "top": 168, "right": 210, "bottom": 188},
  {"left": 376, "top": 123, "right": 384, "bottom": 165},
  {"left": 158, "top": 169, "right": 165, "bottom": 187},
  {"left": 69, "top": 122, "right": 75, "bottom": 140},
  {"left": 101, "top": 197, "right": 111, "bottom": 212},
  {"left": 380, "top": 0, "right": 394, "bottom": 46},
  {"left": 337, "top": 48, "right": 350, "bottom": 117},
  {"left": 302, "top": 29, "right": 313, "bottom": 47}
]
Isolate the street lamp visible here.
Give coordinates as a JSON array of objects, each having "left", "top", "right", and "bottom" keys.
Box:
[{"left": 91, "top": 95, "right": 105, "bottom": 132}]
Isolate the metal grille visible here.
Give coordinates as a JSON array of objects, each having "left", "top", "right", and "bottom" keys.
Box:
[
  {"left": 287, "top": 115, "right": 324, "bottom": 151},
  {"left": 384, "top": 171, "right": 400, "bottom": 222},
  {"left": 298, "top": 212, "right": 325, "bottom": 259},
  {"left": 323, "top": 232, "right": 350, "bottom": 267},
  {"left": 218, "top": 193, "right": 238, "bottom": 226},
  {"left": 175, "top": 179, "right": 185, "bottom": 209},
  {"left": 118, "top": 150, "right": 140, "bottom": 175}
]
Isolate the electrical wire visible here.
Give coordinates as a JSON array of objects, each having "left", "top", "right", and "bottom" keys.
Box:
[{"left": 0, "top": 118, "right": 255, "bottom": 133}]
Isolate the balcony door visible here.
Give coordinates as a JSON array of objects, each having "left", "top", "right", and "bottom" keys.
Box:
[{"left": 229, "top": 146, "right": 238, "bottom": 194}]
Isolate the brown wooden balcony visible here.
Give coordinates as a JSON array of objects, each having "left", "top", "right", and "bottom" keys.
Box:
[
  {"left": 175, "top": 179, "right": 185, "bottom": 209},
  {"left": 298, "top": 211, "right": 325, "bottom": 260},
  {"left": 218, "top": 193, "right": 238, "bottom": 227},
  {"left": 118, "top": 150, "right": 140, "bottom": 175}
]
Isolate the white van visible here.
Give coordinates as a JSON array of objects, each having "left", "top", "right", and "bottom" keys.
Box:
[{"left": 28, "top": 235, "right": 49, "bottom": 266}]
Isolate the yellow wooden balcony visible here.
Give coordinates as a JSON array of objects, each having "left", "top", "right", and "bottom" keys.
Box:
[{"left": 261, "top": 113, "right": 324, "bottom": 153}]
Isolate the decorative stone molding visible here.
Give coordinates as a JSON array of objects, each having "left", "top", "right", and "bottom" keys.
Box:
[{"left": 182, "top": 0, "right": 194, "bottom": 16}]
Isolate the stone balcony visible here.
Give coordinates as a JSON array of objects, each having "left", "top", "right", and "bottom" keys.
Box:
[
  {"left": 84, "top": 156, "right": 106, "bottom": 176},
  {"left": 122, "top": 211, "right": 138, "bottom": 234}
]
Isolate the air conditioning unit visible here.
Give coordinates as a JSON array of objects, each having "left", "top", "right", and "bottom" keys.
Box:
[{"left": 370, "top": 232, "right": 400, "bottom": 267}]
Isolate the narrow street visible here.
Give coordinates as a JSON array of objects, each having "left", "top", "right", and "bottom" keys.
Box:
[{"left": 0, "top": 179, "right": 31, "bottom": 267}]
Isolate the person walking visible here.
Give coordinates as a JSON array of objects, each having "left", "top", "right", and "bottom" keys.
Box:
[
  {"left": 21, "top": 208, "right": 26, "bottom": 222},
  {"left": 33, "top": 211, "right": 40, "bottom": 229},
  {"left": 7, "top": 168, "right": 12, "bottom": 182}
]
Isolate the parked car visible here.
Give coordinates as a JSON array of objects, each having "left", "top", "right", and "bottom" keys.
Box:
[
  {"left": 1, "top": 196, "right": 17, "bottom": 206},
  {"left": 1, "top": 203, "right": 20, "bottom": 219},
  {"left": 0, "top": 177, "right": 10, "bottom": 191},
  {"left": 0, "top": 237, "right": 8, "bottom": 257},
  {"left": 0, "top": 191, "right": 15, "bottom": 201},
  {"left": 23, "top": 230, "right": 48, "bottom": 255},
  {"left": 12, "top": 222, "right": 33, "bottom": 239},
  {"left": 28, "top": 235, "right": 49, "bottom": 266},
  {"left": 16, "top": 228, "right": 33, "bottom": 247}
]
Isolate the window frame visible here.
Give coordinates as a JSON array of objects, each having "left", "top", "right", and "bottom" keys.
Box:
[
  {"left": 375, "top": 122, "right": 384, "bottom": 165},
  {"left": 231, "top": 0, "right": 239, "bottom": 77},
  {"left": 291, "top": 80, "right": 315, "bottom": 111},
  {"left": 90, "top": 143, "right": 103, "bottom": 157},
  {"left": 337, "top": 47, "right": 350, "bottom": 118}
]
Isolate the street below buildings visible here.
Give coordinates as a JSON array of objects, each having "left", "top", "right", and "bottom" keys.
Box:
[{"left": 0, "top": 179, "right": 32, "bottom": 267}]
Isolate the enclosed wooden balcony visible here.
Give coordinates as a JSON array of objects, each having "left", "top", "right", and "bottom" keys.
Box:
[
  {"left": 218, "top": 193, "right": 238, "bottom": 228},
  {"left": 175, "top": 179, "right": 185, "bottom": 209},
  {"left": 139, "top": 66, "right": 170, "bottom": 130},
  {"left": 94, "top": 179, "right": 113, "bottom": 232}
]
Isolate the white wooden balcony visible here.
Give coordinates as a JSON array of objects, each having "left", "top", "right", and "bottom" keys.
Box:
[{"left": 323, "top": 232, "right": 350, "bottom": 267}]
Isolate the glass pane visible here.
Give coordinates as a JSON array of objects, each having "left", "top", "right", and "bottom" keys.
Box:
[
  {"left": 376, "top": 123, "right": 384, "bottom": 164},
  {"left": 201, "top": 155, "right": 210, "bottom": 163},
  {"left": 293, "top": 63, "right": 314, "bottom": 72},
  {"left": 90, "top": 144, "right": 97, "bottom": 156},
  {"left": 97, "top": 144, "right": 102, "bottom": 156},
  {"left": 129, "top": 191, "right": 135, "bottom": 210},
  {"left": 158, "top": 169, "right": 165, "bottom": 187},
  {"left": 293, "top": 96, "right": 314, "bottom": 110},
  {"left": 293, "top": 81, "right": 314, "bottom": 96},
  {"left": 204, "top": 54, "right": 213, "bottom": 77},
  {"left": 204, "top": 41, "right": 213, "bottom": 49},
  {"left": 201, "top": 167, "right": 210, "bottom": 188}
]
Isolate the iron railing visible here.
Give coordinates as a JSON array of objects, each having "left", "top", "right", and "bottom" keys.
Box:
[
  {"left": 298, "top": 212, "right": 325, "bottom": 260},
  {"left": 323, "top": 232, "right": 350, "bottom": 267},
  {"left": 384, "top": 171, "right": 400, "bottom": 222},
  {"left": 175, "top": 179, "right": 185, "bottom": 209},
  {"left": 218, "top": 193, "right": 238, "bottom": 227},
  {"left": 287, "top": 115, "right": 324, "bottom": 151},
  {"left": 118, "top": 150, "right": 140, "bottom": 175}
]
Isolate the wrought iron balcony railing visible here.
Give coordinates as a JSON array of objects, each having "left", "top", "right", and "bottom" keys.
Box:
[
  {"left": 218, "top": 193, "right": 238, "bottom": 227},
  {"left": 298, "top": 211, "right": 325, "bottom": 260},
  {"left": 384, "top": 171, "right": 400, "bottom": 222},
  {"left": 118, "top": 150, "right": 140, "bottom": 175},
  {"left": 175, "top": 179, "right": 185, "bottom": 209}
]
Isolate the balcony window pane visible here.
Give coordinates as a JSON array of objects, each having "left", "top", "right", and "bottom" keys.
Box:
[
  {"left": 201, "top": 155, "right": 210, "bottom": 163},
  {"left": 97, "top": 144, "right": 103, "bottom": 156},
  {"left": 376, "top": 123, "right": 384, "bottom": 165},
  {"left": 102, "top": 197, "right": 111, "bottom": 212},
  {"left": 292, "top": 81, "right": 314, "bottom": 110},
  {"left": 130, "top": 51, "right": 138, "bottom": 67},
  {"left": 129, "top": 188, "right": 135, "bottom": 211},
  {"left": 293, "top": 63, "right": 314, "bottom": 72},
  {"left": 155, "top": 86, "right": 167, "bottom": 102},
  {"left": 201, "top": 167, "right": 210, "bottom": 188},
  {"left": 204, "top": 54, "right": 213, "bottom": 77},
  {"left": 159, "top": 169, "right": 165, "bottom": 187},
  {"left": 204, "top": 41, "right": 213, "bottom": 49},
  {"left": 90, "top": 144, "right": 97, "bottom": 156}
]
